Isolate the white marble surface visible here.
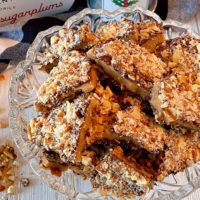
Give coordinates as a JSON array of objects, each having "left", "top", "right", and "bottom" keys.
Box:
[{"left": 0, "top": 9, "right": 200, "bottom": 200}]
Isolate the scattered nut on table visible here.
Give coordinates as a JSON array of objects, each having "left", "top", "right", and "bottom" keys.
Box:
[
  {"left": 7, "top": 185, "right": 15, "bottom": 194},
  {"left": 0, "top": 141, "right": 17, "bottom": 194},
  {"left": 20, "top": 178, "right": 30, "bottom": 187}
]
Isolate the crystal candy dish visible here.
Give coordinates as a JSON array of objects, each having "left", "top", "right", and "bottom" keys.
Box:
[{"left": 9, "top": 6, "right": 200, "bottom": 200}]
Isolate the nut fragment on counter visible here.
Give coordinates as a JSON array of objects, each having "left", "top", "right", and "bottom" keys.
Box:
[
  {"left": 0, "top": 141, "right": 17, "bottom": 194},
  {"left": 7, "top": 185, "right": 15, "bottom": 194},
  {"left": 20, "top": 178, "right": 30, "bottom": 187}
]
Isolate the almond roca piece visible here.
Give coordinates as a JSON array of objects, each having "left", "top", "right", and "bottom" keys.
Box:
[
  {"left": 95, "top": 19, "right": 165, "bottom": 52},
  {"left": 155, "top": 35, "right": 200, "bottom": 73},
  {"left": 35, "top": 51, "right": 98, "bottom": 112},
  {"left": 36, "top": 24, "right": 99, "bottom": 73},
  {"left": 152, "top": 35, "right": 200, "bottom": 130},
  {"left": 29, "top": 94, "right": 91, "bottom": 165},
  {"left": 151, "top": 70, "right": 200, "bottom": 130},
  {"left": 91, "top": 146, "right": 153, "bottom": 197},
  {"left": 157, "top": 131, "right": 200, "bottom": 181},
  {"left": 74, "top": 83, "right": 120, "bottom": 162},
  {"left": 113, "top": 98, "right": 168, "bottom": 153},
  {"left": 87, "top": 39, "right": 168, "bottom": 98}
]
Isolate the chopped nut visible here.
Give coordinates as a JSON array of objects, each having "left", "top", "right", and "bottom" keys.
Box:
[
  {"left": 8, "top": 176, "right": 15, "bottom": 181},
  {"left": 82, "top": 156, "right": 92, "bottom": 166},
  {"left": 50, "top": 35, "right": 59, "bottom": 45},
  {"left": 59, "top": 28, "right": 67, "bottom": 37},
  {"left": 3, "top": 149, "right": 14, "bottom": 159},
  {"left": 50, "top": 168, "right": 61, "bottom": 177},
  {"left": 0, "top": 184, "right": 5, "bottom": 192},
  {"left": 0, "top": 142, "right": 17, "bottom": 193},
  {"left": 20, "top": 178, "right": 30, "bottom": 187},
  {"left": 7, "top": 185, "right": 15, "bottom": 194},
  {"left": 13, "top": 161, "right": 19, "bottom": 166}
]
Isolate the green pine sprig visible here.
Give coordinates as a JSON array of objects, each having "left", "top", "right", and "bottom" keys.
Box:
[
  {"left": 112, "top": 0, "right": 124, "bottom": 7},
  {"left": 128, "top": 0, "right": 138, "bottom": 6},
  {"left": 112, "top": 0, "right": 138, "bottom": 7}
]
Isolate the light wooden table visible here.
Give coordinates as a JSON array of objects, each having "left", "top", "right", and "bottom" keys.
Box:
[{"left": 0, "top": 10, "right": 200, "bottom": 200}]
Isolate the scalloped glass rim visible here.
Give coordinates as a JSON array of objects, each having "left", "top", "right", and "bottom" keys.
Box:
[{"left": 9, "top": 6, "right": 200, "bottom": 200}]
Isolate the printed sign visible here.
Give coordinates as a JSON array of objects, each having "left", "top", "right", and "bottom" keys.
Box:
[{"left": 0, "top": 0, "right": 74, "bottom": 26}]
